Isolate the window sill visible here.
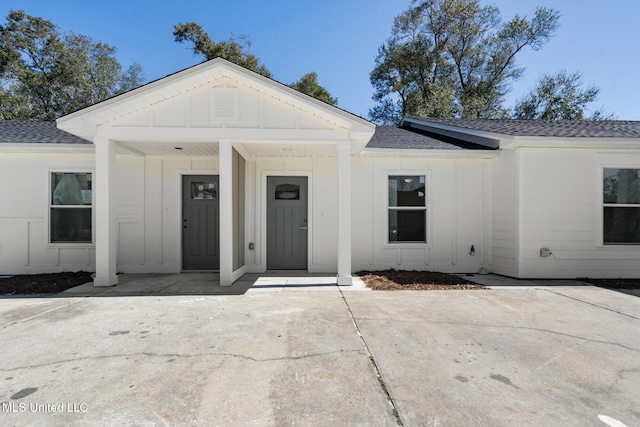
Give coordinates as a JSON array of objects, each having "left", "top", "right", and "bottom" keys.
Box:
[
  {"left": 46, "top": 243, "right": 95, "bottom": 248},
  {"left": 596, "top": 244, "right": 640, "bottom": 250},
  {"left": 384, "top": 242, "right": 432, "bottom": 248}
]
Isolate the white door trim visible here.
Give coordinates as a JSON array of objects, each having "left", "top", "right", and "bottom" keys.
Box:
[{"left": 260, "top": 170, "right": 313, "bottom": 272}]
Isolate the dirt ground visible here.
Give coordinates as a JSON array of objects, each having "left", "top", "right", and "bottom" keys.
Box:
[
  {"left": 0, "top": 271, "right": 93, "bottom": 295},
  {"left": 357, "top": 270, "right": 488, "bottom": 290},
  {"left": 2, "top": 271, "right": 639, "bottom": 295}
]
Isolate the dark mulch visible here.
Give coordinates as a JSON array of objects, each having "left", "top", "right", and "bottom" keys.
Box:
[
  {"left": 357, "top": 269, "right": 488, "bottom": 290},
  {"left": 579, "top": 278, "right": 640, "bottom": 290},
  {"left": 0, "top": 271, "right": 93, "bottom": 295}
]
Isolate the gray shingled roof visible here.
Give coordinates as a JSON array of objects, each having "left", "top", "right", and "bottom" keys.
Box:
[
  {"left": 409, "top": 117, "right": 640, "bottom": 138},
  {"left": 366, "top": 125, "right": 494, "bottom": 150},
  {"left": 0, "top": 120, "right": 90, "bottom": 144}
]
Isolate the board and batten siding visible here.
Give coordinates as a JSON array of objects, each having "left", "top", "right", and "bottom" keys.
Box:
[
  {"left": 0, "top": 152, "right": 222, "bottom": 275},
  {"left": 517, "top": 147, "right": 640, "bottom": 278},
  {"left": 244, "top": 157, "right": 338, "bottom": 273},
  {"left": 0, "top": 153, "right": 95, "bottom": 274},
  {"left": 351, "top": 156, "right": 491, "bottom": 274},
  {"left": 118, "top": 156, "right": 219, "bottom": 273},
  {"left": 490, "top": 149, "right": 519, "bottom": 277}
]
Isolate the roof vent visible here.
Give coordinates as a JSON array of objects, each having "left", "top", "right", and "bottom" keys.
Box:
[{"left": 211, "top": 88, "right": 239, "bottom": 123}]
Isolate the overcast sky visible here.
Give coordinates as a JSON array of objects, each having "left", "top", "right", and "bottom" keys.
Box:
[{"left": 3, "top": 0, "right": 639, "bottom": 120}]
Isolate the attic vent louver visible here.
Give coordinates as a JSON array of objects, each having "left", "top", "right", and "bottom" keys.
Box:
[{"left": 211, "top": 88, "right": 239, "bottom": 123}]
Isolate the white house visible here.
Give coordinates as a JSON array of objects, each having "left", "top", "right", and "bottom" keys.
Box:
[{"left": 1, "top": 58, "right": 639, "bottom": 286}]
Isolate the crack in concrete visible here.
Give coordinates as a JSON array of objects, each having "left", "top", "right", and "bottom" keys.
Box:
[
  {"left": 0, "top": 298, "right": 85, "bottom": 330},
  {"left": 351, "top": 317, "right": 640, "bottom": 353},
  {"left": 544, "top": 289, "right": 640, "bottom": 320},
  {"left": 0, "top": 348, "right": 365, "bottom": 373}
]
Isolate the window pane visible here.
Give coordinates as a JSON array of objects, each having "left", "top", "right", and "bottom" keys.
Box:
[
  {"left": 389, "top": 176, "right": 425, "bottom": 207},
  {"left": 51, "top": 208, "right": 92, "bottom": 243},
  {"left": 603, "top": 169, "right": 640, "bottom": 204},
  {"left": 275, "top": 184, "right": 300, "bottom": 200},
  {"left": 389, "top": 210, "right": 426, "bottom": 242},
  {"left": 604, "top": 207, "right": 640, "bottom": 244},
  {"left": 51, "top": 173, "right": 92, "bottom": 205},
  {"left": 191, "top": 182, "right": 217, "bottom": 200}
]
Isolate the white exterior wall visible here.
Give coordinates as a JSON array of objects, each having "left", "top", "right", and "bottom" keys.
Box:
[
  {"left": 351, "top": 156, "right": 491, "bottom": 273},
  {"left": 490, "top": 150, "right": 519, "bottom": 277},
  {"left": 518, "top": 147, "right": 640, "bottom": 278},
  {"left": 0, "top": 152, "right": 222, "bottom": 275},
  {"left": 0, "top": 152, "right": 95, "bottom": 274},
  {"left": 243, "top": 157, "right": 339, "bottom": 273},
  {"left": 116, "top": 156, "right": 219, "bottom": 273}
]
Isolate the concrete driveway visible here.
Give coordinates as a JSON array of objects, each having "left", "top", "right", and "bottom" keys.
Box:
[{"left": 0, "top": 275, "right": 638, "bottom": 426}]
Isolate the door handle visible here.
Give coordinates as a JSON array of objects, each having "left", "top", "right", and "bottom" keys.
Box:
[{"left": 299, "top": 225, "right": 308, "bottom": 230}]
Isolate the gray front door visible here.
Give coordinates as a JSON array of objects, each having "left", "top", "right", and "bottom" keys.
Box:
[
  {"left": 182, "top": 175, "right": 219, "bottom": 270},
  {"left": 267, "top": 176, "right": 308, "bottom": 269}
]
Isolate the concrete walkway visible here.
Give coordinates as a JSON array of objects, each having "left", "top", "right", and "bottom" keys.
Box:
[{"left": 0, "top": 274, "right": 638, "bottom": 426}]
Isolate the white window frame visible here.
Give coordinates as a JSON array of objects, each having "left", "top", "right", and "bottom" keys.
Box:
[
  {"left": 600, "top": 166, "right": 640, "bottom": 247},
  {"left": 385, "top": 171, "right": 430, "bottom": 246},
  {"left": 48, "top": 170, "right": 95, "bottom": 246}
]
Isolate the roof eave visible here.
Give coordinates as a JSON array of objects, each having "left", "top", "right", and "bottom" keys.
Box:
[
  {"left": 401, "top": 117, "right": 504, "bottom": 148},
  {"left": 503, "top": 136, "right": 640, "bottom": 149},
  {"left": 358, "top": 147, "right": 499, "bottom": 158},
  {"left": 0, "top": 143, "right": 95, "bottom": 153},
  {"left": 57, "top": 58, "right": 375, "bottom": 143}
]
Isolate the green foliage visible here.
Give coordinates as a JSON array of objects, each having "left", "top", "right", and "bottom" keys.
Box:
[
  {"left": 173, "top": 22, "right": 338, "bottom": 106},
  {"left": 173, "top": 22, "right": 272, "bottom": 78},
  {"left": 369, "top": 0, "right": 560, "bottom": 124},
  {"left": 0, "top": 10, "right": 145, "bottom": 120},
  {"left": 512, "top": 70, "right": 611, "bottom": 120},
  {"left": 288, "top": 72, "right": 337, "bottom": 106}
]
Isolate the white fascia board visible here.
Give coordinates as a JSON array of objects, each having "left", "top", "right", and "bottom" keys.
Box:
[
  {"left": 227, "top": 67, "right": 375, "bottom": 133},
  {"left": 58, "top": 58, "right": 375, "bottom": 143},
  {"left": 0, "top": 143, "right": 94, "bottom": 153},
  {"left": 504, "top": 136, "right": 640, "bottom": 149},
  {"left": 57, "top": 61, "right": 224, "bottom": 124},
  {"left": 358, "top": 147, "right": 499, "bottom": 159}
]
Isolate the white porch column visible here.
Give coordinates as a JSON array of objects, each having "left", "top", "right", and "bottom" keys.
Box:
[
  {"left": 336, "top": 141, "right": 352, "bottom": 286},
  {"left": 93, "top": 137, "right": 118, "bottom": 287},
  {"left": 219, "top": 140, "right": 233, "bottom": 286}
]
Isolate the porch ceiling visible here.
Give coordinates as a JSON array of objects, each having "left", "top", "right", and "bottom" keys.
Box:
[
  {"left": 239, "top": 142, "right": 337, "bottom": 158},
  {"left": 116, "top": 140, "right": 218, "bottom": 156},
  {"left": 114, "top": 140, "right": 337, "bottom": 158}
]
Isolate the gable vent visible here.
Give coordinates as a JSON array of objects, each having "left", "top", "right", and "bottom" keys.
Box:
[{"left": 211, "top": 88, "right": 239, "bottom": 123}]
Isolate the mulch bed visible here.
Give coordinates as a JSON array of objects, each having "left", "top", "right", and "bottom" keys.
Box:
[
  {"left": 357, "top": 270, "right": 488, "bottom": 290},
  {"left": 0, "top": 271, "right": 93, "bottom": 295}
]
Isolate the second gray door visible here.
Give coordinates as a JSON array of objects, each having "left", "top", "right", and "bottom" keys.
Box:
[
  {"left": 182, "top": 175, "right": 219, "bottom": 270},
  {"left": 267, "top": 176, "right": 308, "bottom": 269}
]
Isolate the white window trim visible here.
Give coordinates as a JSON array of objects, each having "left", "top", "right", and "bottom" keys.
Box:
[
  {"left": 47, "top": 169, "right": 95, "bottom": 247},
  {"left": 598, "top": 165, "right": 640, "bottom": 249},
  {"left": 384, "top": 170, "right": 431, "bottom": 248}
]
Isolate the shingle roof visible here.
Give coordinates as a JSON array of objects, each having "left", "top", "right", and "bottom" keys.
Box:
[
  {"left": 0, "top": 120, "right": 91, "bottom": 144},
  {"left": 409, "top": 117, "right": 640, "bottom": 138},
  {"left": 366, "top": 126, "right": 494, "bottom": 150}
]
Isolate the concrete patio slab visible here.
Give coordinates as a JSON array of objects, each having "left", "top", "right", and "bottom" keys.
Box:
[
  {"left": 1, "top": 274, "right": 638, "bottom": 426},
  {"left": 0, "top": 290, "right": 395, "bottom": 426},
  {"left": 343, "top": 287, "right": 640, "bottom": 427}
]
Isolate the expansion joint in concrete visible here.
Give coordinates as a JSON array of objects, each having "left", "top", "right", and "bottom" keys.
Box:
[{"left": 338, "top": 288, "right": 403, "bottom": 426}]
